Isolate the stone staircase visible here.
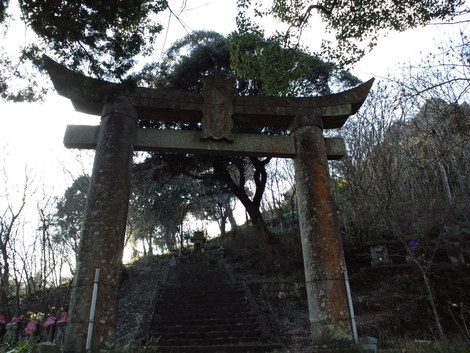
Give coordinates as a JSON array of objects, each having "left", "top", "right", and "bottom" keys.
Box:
[{"left": 149, "top": 252, "right": 281, "bottom": 352}]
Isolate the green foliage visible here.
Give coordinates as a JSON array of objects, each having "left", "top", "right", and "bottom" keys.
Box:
[
  {"left": 378, "top": 336, "right": 470, "bottom": 353},
  {"left": 140, "top": 30, "right": 360, "bottom": 97},
  {"left": 114, "top": 335, "right": 160, "bottom": 352},
  {"left": 228, "top": 31, "right": 360, "bottom": 96},
  {"left": 0, "top": 340, "right": 34, "bottom": 353},
  {"left": 0, "top": 50, "right": 48, "bottom": 102},
  {"left": 236, "top": 0, "right": 468, "bottom": 65},
  {"left": 0, "top": 0, "right": 7, "bottom": 25},
  {"left": 55, "top": 174, "right": 89, "bottom": 257}
]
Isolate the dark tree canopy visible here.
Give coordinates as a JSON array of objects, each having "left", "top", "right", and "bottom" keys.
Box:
[
  {"left": 1, "top": 0, "right": 467, "bottom": 101},
  {"left": 20, "top": 0, "right": 167, "bottom": 79},
  {"left": 0, "top": 0, "right": 7, "bottom": 23},
  {"left": 140, "top": 30, "right": 360, "bottom": 96},
  {"left": 0, "top": 0, "right": 167, "bottom": 101},
  {"left": 157, "top": 31, "right": 233, "bottom": 91}
]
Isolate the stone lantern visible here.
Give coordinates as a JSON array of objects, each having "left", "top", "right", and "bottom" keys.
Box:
[{"left": 368, "top": 240, "right": 392, "bottom": 266}]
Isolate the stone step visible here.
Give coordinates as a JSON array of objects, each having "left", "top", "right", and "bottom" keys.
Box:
[
  {"left": 152, "top": 344, "right": 282, "bottom": 353},
  {"left": 170, "top": 273, "right": 229, "bottom": 277},
  {"left": 168, "top": 272, "right": 231, "bottom": 276},
  {"left": 155, "top": 310, "right": 252, "bottom": 318},
  {"left": 162, "top": 290, "right": 242, "bottom": 295},
  {"left": 153, "top": 317, "right": 258, "bottom": 327},
  {"left": 164, "top": 285, "right": 237, "bottom": 291},
  {"left": 155, "top": 303, "right": 248, "bottom": 311},
  {"left": 165, "top": 282, "right": 235, "bottom": 287},
  {"left": 160, "top": 288, "right": 245, "bottom": 296},
  {"left": 153, "top": 311, "right": 253, "bottom": 321},
  {"left": 167, "top": 271, "right": 230, "bottom": 277},
  {"left": 155, "top": 303, "right": 250, "bottom": 313},
  {"left": 154, "top": 323, "right": 259, "bottom": 334},
  {"left": 156, "top": 307, "right": 250, "bottom": 315},
  {"left": 151, "top": 329, "right": 261, "bottom": 340},
  {"left": 168, "top": 268, "right": 229, "bottom": 275},
  {"left": 169, "top": 270, "right": 229, "bottom": 276},
  {"left": 155, "top": 298, "right": 249, "bottom": 306},
  {"left": 154, "top": 313, "right": 253, "bottom": 321},
  {"left": 163, "top": 291, "right": 241, "bottom": 297},
  {"left": 163, "top": 282, "right": 242, "bottom": 287},
  {"left": 147, "top": 255, "right": 274, "bottom": 351},
  {"left": 155, "top": 336, "right": 266, "bottom": 346},
  {"left": 163, "top": 283, "right": 242, "bottom": 289},
  {"left": 157, "top": 297, "right": 247, "bottom": 303},
  {"left": 170, "top": 264, "right": 225, "bottom": 269},
  {"left": 157, "top": 297, "right": 247, "bottom": 305}
]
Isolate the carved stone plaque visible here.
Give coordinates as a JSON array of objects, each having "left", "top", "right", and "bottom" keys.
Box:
[{"left": 201, "top": 77, "right": 236, "bottom": 141}]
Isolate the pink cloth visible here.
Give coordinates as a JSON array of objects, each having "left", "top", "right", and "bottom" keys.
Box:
[
  {"left": 9, "top": 315, "right": 21, "bottom": 324},
  {"left": 43, "top": 316, "right": 57, "bottom": 328},
  {"left": 57, "top": 312, "right": 68, "bottom": 324},
  {"left": 24, "top": 320, "right": 38, "bottom": 335},
  {"left": 0, "top": 314, "right": 7, "bottom": 324}
]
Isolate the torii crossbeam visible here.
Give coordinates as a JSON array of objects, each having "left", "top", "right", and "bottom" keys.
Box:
[{"left": 43, "top": 55, "right": 373, "bottom": 353}]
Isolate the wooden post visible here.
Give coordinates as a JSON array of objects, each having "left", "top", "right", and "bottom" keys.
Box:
[
  {"left": 291, "top": 111, "right": 352, "bottom": 347},
  {"left": 63, "top": 100, "right": 137, "bottom": 353}
]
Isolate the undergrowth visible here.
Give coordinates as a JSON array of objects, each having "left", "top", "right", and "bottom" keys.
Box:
[{"left": 379, "top": 336, "right": 470, "bottom": 353}]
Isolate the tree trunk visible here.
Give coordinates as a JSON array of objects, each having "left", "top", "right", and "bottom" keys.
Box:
[
  {"left": 438, "top": 161, "right": 452, "bottom": 204},
  {"left": 226, "top": 205, "right": 238, "bottom": 232},
  {"left": 0, "top": 246, "right": 10, "bottom": 311},
  {"left": 142, "top": 238, "right": 148, "bottom": 257},
  {"left": 213, "top": 157, "right": 270, "bottom": 234},
  {"left": 244, "top": 201, "right": 268, "bottom": 232},
  {"left": 219, "top": 211, "right": 227, "bottom": 237},
  {"left": 408, "top": 246, "right": 446, "bottom": 341},
  {"left": 422, "top": 271, "right": 446, "bottom": 341},
  {"left": 147, "top": 234, "right": 153, "bottom": 256}
]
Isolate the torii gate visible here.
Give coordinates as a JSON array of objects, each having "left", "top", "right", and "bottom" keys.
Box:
[{"left": 43, "top": 56, "right": 373, "bottom": 353}]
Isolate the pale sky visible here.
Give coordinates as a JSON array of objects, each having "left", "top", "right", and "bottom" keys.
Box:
[{"left": 0, "top": 0, "right": 466, "bottom": 237}]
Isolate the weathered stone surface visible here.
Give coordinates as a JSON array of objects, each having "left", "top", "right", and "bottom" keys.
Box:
[
  {"left": 292, "top": 112, "right": 353, "bottom": 345},
  {"left": 64, "top": 125, "right": 346, "bottom": 160},
  {"left": 43, "top": 55, "right": 373, "bottom": 130},
  {"left": 359, "top": 336, "right": 378, "bottom": 353},
  {"left": 201, "top": 77, "right": 235, "bottom": 141},
  {"left": 32, "top": 342, "right": 60, "bottom": 353},
  {"left": 63, "top": 100, "right": 137, "bottom": 353}
]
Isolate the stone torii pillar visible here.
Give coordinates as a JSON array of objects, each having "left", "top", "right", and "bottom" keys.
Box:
[
  {"left": 291, "top": 111, "right": 351, "bottom": 344},
  {"left": 63, "top": 101, "right": 137, "bottom": 353}
]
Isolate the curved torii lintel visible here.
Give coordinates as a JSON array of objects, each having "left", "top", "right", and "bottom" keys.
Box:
[{"left": 43, "top": 55, "right": 374, "bottom": 130}]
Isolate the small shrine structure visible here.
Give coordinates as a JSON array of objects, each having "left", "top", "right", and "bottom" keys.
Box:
[{"left": 190, "top": 231, "right": 206, "bottom": 253}]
